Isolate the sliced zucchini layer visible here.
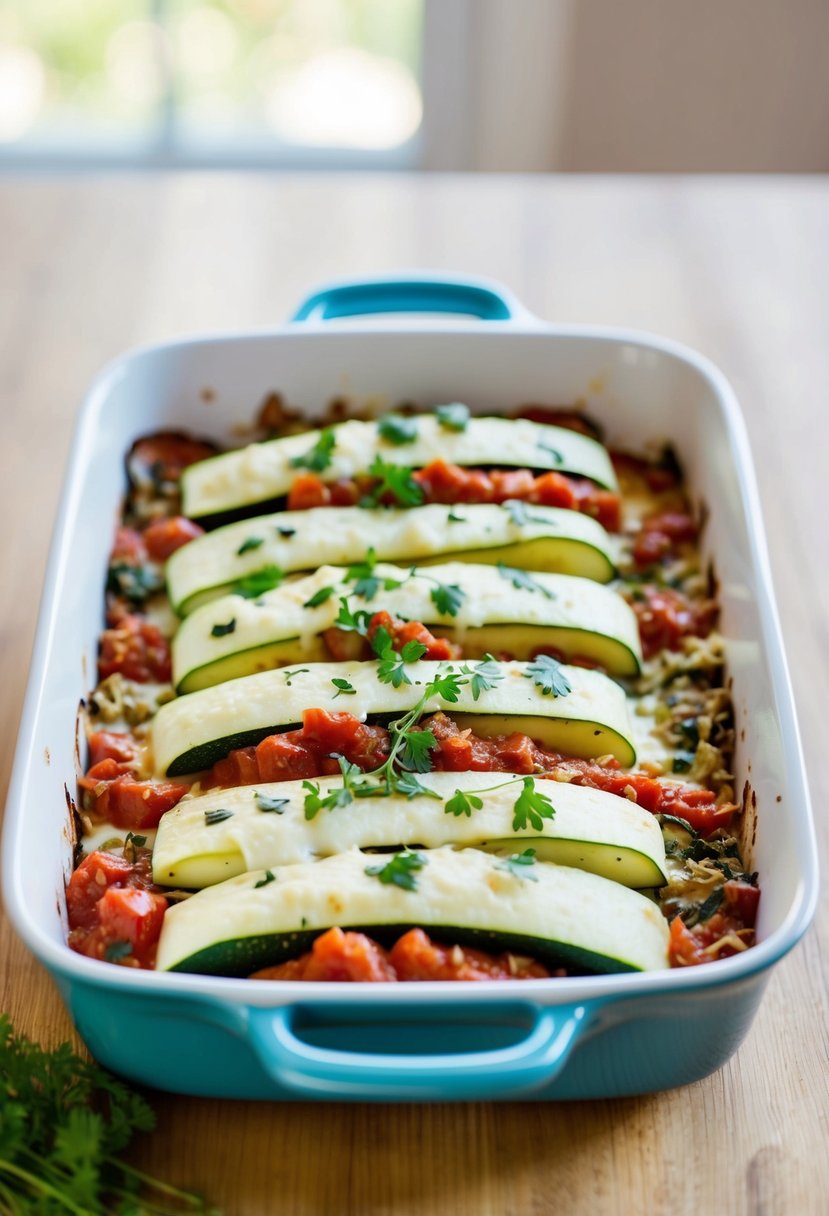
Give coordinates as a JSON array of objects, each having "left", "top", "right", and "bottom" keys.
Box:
[
  {"left": 172, "top": 561, "right": 642, "bottom": 693},
  {"left": 166, "top": 504, "right": 617, "bottom": 616},
  {"left": 155, "top": 846, "right": 670, "bottom": 976},
  {"left": 181, "top": 414, "right": 618, "bottom": 520},
  {"left": 151, "top": 659, "right": 636, "bottom": 777},
  {"left": 152, "top": 771, "right": 667, "bottom": 889}
]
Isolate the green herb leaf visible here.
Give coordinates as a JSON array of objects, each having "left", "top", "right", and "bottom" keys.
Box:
[
  {"left": 345, "top": 547, "right": 404, "bottom": 600},
  {"left": 255, "top": 792, "right": 289, "bottom": 814},
  {"left": 277, "top": 525, "right": 297, "bottom": 538},
  {"left": 370, "top": 623, "right": 393, "bottom": 658},
  {"left": 289, "top": 427, "right": 336, "bottom": 472},
  {"left": 447, "top": 506, "right": 466, "bottom": 523},
  {"left": 376, "top": 639, "right": 427, "bottom": 688},
  {"left": 430, "top": 582, "right": 465, "bottom": 617},
  {"left": 361, "top": 455, "right": 424, "bottom": 508},
  {"left": 304, "top": 584, "right": 337, "bottom": 609},
  {"left": 378, "top": 414, "right": 418, "bottom": 445},
  {"left": 364, "top": 851, "right": 427, "bottom": 892},
  {"left": 444, "top": 788, "right": 484, "bottom": 818},
  {"left": 204, "top": 808, "right": 234, "bottom": 825},
  {"left": 283, "top": 667, "right": 310, "bottom": 685},
  {"left": 335, "top": 597, "right": 372, "bottom": 633},
  {"left": 210, "top": 618, "right": 236, "bottom": 638},
  {"left": 524, "top": 654, "right": 572, "bottom": 698},
  {"left": 104, "top": 940, "right": 133, "bottom": 962},
  {"left": 497, "top": 562, "right": 556, "bottom": 599},
  {"left": 538, "top": 437, "right": 564, "bottom": 464},
  {"left": 106, "top": 561, "right": 163, "bottom": 605},
  {"left": 463, "top": 655, "right": 504, "bottom": 701},
  {"left": 511, "top": 778, "right": 556, "bottom": 832},
  {"left": 237, "top": 535, "right": 264, "bottom": 556},
  {"left": 398, "top": 728, "right": 437, "bottom": 773},
  {"left": 503, "top": 499, "right": 551, "bottom": 528},
  {"left": 436, "top": 402, "right": 470, "bottom": 431},
  {"left": 233, "top": 564, "right": 284, "bottom": 598},
  {"left": 302, "top": 779, "right": 353, "bottom": 820},
  {"left": 254, "top": 869, "right": 276, "bottom": 889},
  {"left": 495, "top": 847, "right": 539, "bottom": 881},
  {"left": 332, "top": 677, "right": 357, "bottom": 699},
  {"left": 425, "top": 669, "right": 465, "bottom": 703},
  {"left": 394, "top": 771, "right": 442, "bottom": 800}
]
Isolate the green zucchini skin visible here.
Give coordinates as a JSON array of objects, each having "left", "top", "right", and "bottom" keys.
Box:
[
  {"left": 181, "top": 414, "right": 618, "bottom": 520},
  {"left": 156, "top": 846, "right": 670, "bottom": 976},
  {"left": 165, "top": 503, "right": 617, "bottom": 617},
  {"left": 172, "top": 561, "right": 642, "bottom": 694},
  {"left": 152, "top": 771, "right": 668, "bottom": 890},
  {"left": 151, "top": 659, "right": 637, "bottom": 777}
]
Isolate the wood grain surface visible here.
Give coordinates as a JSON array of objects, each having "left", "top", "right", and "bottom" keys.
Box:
[{"left": 0, "top": 175, "right": 826, "bottom": 1216}]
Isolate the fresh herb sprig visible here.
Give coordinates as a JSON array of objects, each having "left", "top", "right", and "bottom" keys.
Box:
[
  {"left": 364, "top": 851, "right": 427, "bottom": 891},
  {"left": 289, "top": 427, "right": 336, "bottom": 473},
  {"left": 0, "top": 1015, "right": 219, "bottom": 1214},
  {"left": 497, "top": 562, "right": 556, "bottom": 599},
  {"left": 360, "top": 456, "right": 424, "bottom": 508}
]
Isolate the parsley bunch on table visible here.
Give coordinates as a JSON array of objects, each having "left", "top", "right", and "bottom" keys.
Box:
[{"left": 0, "top": 1014, "right": 219, "bottom": 1214}]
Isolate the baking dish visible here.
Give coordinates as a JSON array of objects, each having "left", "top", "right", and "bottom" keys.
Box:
[{"left": 2, "top": 273, "right": 818, "bottom": 1101}]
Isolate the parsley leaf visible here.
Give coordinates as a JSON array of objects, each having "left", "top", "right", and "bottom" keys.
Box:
[
  {"left": 538, "top": 437, "right": 564, "bottom": 465},
  {"left": 511, "top": 778, "right": 556, "bottom": 832},
  {"left": 495, "top": 848, "right": 539, "bottom": 881},
  {"left": 378, "top": 414, "right": 418, "bottom": 445},
  {"left": 444, "top": 788, "right": 484, "bottom": 818},
  {"left": 210, "top": 618, "right": 236, "bottom": 638},
  {"left": 376, "top": 639, "right": 428, "bottom": 688},
  {"left": 525, "top": 654, "right": 572, "bottom": 698},
  {"left": 289, "top": 427, "right": 336, "bottom": 472},
  {"left": 394, "top": 771, "right": 442, "bottom": 800},
  {"left": 503, "top": 499, "right": 551, "bottom": 528},
  {"left": 447, "top": 506, "right": 466, "bottom": 523},
  {"left": 462, "top": 655, "right": 504, "bottom": 701},
  {"left": 361, "top": 455, "right": 424, "bottom": 508},
  {"left": 302, "top": 780, "right": 353, "bottom": 820},
  {"left": 496, "top": 562, "right": 556, "bottom": 599},
  {"left": 332, "top": 677, "right": 356, "bottom": 699},
  {"left": 344, "top": 547, "right": 404, "bottom": 600},
  {"left": 237, "top": 535, "right": 264, "bottom": 556},
  {"left": 277, "top": 525, "right": 297, "bottom": 538},
  {"left": 334, "top": 597, "right": 371, "bottom": 633},
  {"left": 282, "top": 667, "right": 310, "bottom": 685},
  {"left": 204, "top": 808, "right": 234, "bottom": 825},
  {"left": 424, "top": 669, "right": 465, "bottom": 703},
  {"left": 436, "top": 402, "right": 470, "bottom": 431},
  {"left": 255, "top": 792, "right": 289, "bottom": 814},
  {"left": 398, "top": 727, "right": 437, "bottom": 773},
  {"left": 364, "top": 851, "right": 427, "bottom": 892},
  {"left": 429, "top": 582, "right": 465, "bottom": 617},
  {"left": 233, "top": 564, "right": 284, "bottom": 598},
  {"left": 254, "top": 869, "right": 276, "bottom": 889},
  {"left": 106, "top": 561, "right": 163, "bottom": 605},
  {"left": 304, "top": 583, "right": 337, "bottom": 609}
]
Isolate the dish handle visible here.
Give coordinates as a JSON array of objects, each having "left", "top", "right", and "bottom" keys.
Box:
[
  {"left": 289, "top": 274, "right": 539, "bottom": 326},
  {"left": 243, "top": 1000, "right": 593, "bottom": 1101}
]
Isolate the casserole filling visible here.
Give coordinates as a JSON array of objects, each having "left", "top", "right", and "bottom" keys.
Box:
[{"left": 67, "top": 409, "right": 759, "bottom": 978}]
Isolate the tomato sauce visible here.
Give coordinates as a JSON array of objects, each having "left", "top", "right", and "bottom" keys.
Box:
[
  {"left": 668, "top": 882, "right": 760, "bottom": 967},
  {"left": 66, "top": 849, "right": 167, "bottom": 968},
  {"left": 631, "top": 585, "right": 718, "bottom": 659}
]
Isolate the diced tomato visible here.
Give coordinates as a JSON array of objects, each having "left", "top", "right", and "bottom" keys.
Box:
[
  {"left": 142, "top": 515, "right": 204, "bottom": 561},
  {"left": 668, "top": 916, "right": 708, "bottom": 967},
  {"left": 251, "top": 928, "right": 397, "bottom": 982},
  {"left": 723, "top": 880, "right": 761, "bottom": 926},
  {"left": 631, "top": 585, "right": 718, "bottom": 659},
  {"left": 66, "top": 848, "right": 166, "bottom": 969},
  {"left": 390, "top": 928, "right": 551, "bottom": 981},
  {"left": 111, "top": 526, "right": 147, "bottom": 564},
  {"left": 668, "top": 894, "right": 758, "bottom": 968},
  {"left": 633, "top": 511, "right": 698, "bottom": 568},
  {"left": 301, "top": 709, "right": 390, "bottom": 769},
  {"left": 367, "top": 611, "right": 460, "bottom": 661},
  {"left": 98, "top": 614, "right": 172, "bottom": 683},
  {"left": 287, "top": 474, "right": 331, "bottom": 510},
  {"left": 531, "top": 472, "right": 577, "bottom": 510},
  {"left": 79, "top": 769, "right": 188, "bottom": 829},
  {"left": 322, "top": 627, "right": 367, "bottom": 662},
  {"left": 578, "top": 487, "right": 622, "bottom": 532},
  {"left": 87, "top": 730, "right": 141, "bottom": 768},
  {"left": 329, "top": 480, "right": 361, "bottom": 507},
  {"left": 632, "top": 530, "right": 672, "bottom": 566},
  {"left": 66, "top": 851, "right": 135, "bottom": 930},
  {"left": 255, "top": 734, "right": 326, "bottom": 783},
  {"left": 489, "top": 469, "right": 537, "bottom": 502},
  {"left": 130, "top": 433, "right": 217, "bottom": 487},
  {"left": 413, "top": 461, "right": 494, "bottom": 504}
]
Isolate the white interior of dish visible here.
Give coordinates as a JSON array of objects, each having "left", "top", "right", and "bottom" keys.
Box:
[{"left": 4, "top": 321, "right": 816, "bottom": 998}]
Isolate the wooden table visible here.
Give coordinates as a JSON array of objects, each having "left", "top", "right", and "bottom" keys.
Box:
[{"left": 1, "top": 174, "right": 826, "bottom": 1215}]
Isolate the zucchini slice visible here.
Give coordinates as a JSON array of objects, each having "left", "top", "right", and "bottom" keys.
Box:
[
  {"left": 166, "top": 503, "right": 617, "bottom": 616},
  {"left": 172, "top": 561, "right": 642, "bottom": 693},
  {"left": 152, "top": 771, "right": 667, "bottom": 890},
  {"left": 181, "top": 414, "right": 618, "bottom": 520},
  {"left": 151, "top": 659, "right": 636, "bottom": 777},
  {"left": 155, "top": 846, "right": 670, "bottom": 976}
]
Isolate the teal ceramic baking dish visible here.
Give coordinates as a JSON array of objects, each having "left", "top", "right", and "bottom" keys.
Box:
[{"left": 2, "top": 275, "right": 818, "bottom": 1101}]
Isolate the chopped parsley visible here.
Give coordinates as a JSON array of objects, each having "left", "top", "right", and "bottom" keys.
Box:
[
  {"left": 495, "top": 848, "right": 539, "bottom": 881},
  {"left": 375, "top": 637, "right": 428, "bottom": 688},
  {"left": 331, "top": 677, "right": 356, "bottom": 699},
  {"left": 302, "top": 779, "right": 354, "bottom": 820},
  {"left": 255, "top": 792, "right": 289, "bottom": 814},
  {"left": 345, "top": 547, "right": 404, "bottom": 600},
  {"left": 378, "top": 414, "right": 419, "bottom": 445},
  {"left": 395, "top": 771, "right": 442, "bottom": 800},
  {"left": 511, "top": 778, "right": 556, "bottom": 832},
  {"left": 429, "top": 581, "right": 465, "bottom": 617},
  {"left": 254, "top": 869, "right": 276, "bottom": 889},
  {"left": 335, "top": 597, "right": 371, "bottom": 633},
  {"left": 277, "top": 525, "right": 297, "bottom": 538},
  {"left": 282, "top": 667, "right": 310, "bottom": 685},
  {"left": 106, "top": 561, "right": 163, "bottom": 605},
  {"left": 538, "top": 437, "right": 564, "bottom": 464},
  {"left": 436, "top": 402, "right": 470, "bottom": 432},
  {"left": 364, "top": 851, "right": 427, "bottom": 892},
  {"left": 503, "top": 499, "right": 552, "bottom": 528},
  {"left": 398, "top": 728, "right": 437, "bottom": 773},
  {"left": 461, "top": 655, "right": 504, "bottom": 700},
  {"left": 289, "top": 427, "right": 336, "bottom": 473},
  {"left": 210, "top": 618, "right": 236, "bottom": 638},
  {"left": 304, "top": 584, "right": 337, "bottom": 609},
  {"left": 233, "top": 564, "right": 283, "bottom": 598},
  {"left": 496, "top": 562, "right": 555, "bottom": 599},
  {"left": 447, "top": 507, "right": 466, "bottom": 523},
  {"left": 524, "top": 654, "right": 572, "bottom": 698},
  {"left": 361, "top": 455, "right": 424, "bottom": 508},
  {"left": 444, "top": 788, "right": 484, "bottom": 818},
  {"left": 204, "top": 808, "right": 234, "bottom": 825},
  {"left": 237, "top": 535, "right": 264, "bottom": 556}
]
